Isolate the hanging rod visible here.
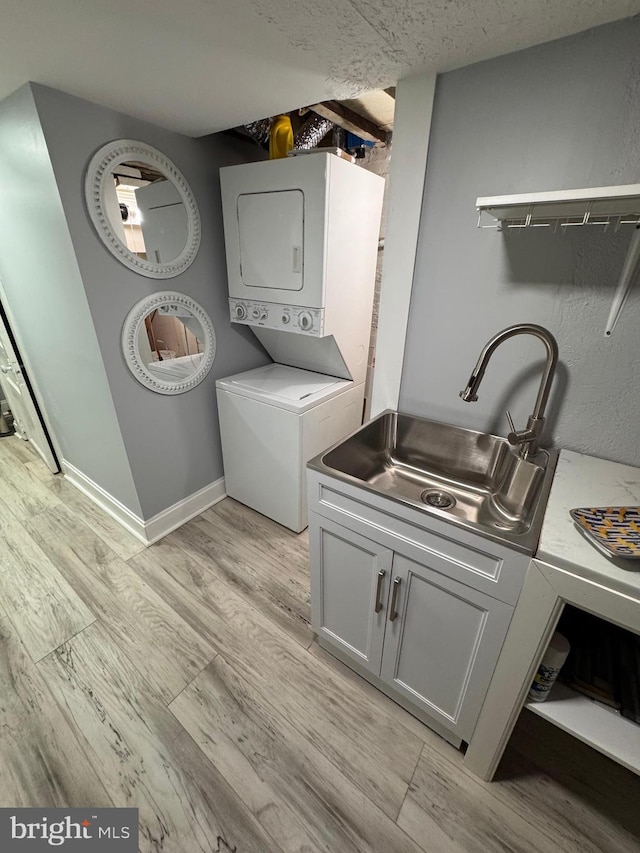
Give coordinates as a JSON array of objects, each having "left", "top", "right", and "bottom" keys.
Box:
[{"left": 476, "top": 212, "right": 640, "bottom": 231}]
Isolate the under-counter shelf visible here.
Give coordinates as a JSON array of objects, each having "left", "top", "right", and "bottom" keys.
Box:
[
  {"left": 476, "top": 183, "right": 640, "bottom": 337},
  {"left": 525, "top": 682, "right": 640, "bottom": 776}
]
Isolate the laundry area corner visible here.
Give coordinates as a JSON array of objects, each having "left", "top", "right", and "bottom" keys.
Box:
[{"left": 216, "top": 150, "right": 385, "bottom": 532}]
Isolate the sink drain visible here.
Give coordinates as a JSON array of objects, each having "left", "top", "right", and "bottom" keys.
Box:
[{"left": 421, "top": 490, "right": 456, "bottom": 510}]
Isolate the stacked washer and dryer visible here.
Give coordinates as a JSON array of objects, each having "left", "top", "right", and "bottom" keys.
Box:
[{"left": 217, "top": 152, "right": 384, "bottom": 532}]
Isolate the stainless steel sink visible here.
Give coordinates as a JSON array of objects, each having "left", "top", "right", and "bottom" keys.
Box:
[{"left": 308, "top": 411, "right": 558, "bottom": 553}]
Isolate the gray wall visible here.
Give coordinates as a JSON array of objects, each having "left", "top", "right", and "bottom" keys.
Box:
[
  {"left": 400, "top": 17, "right": 640, "bottom": 465},
  {"left": 32, "top": 85, "right": 269, "bottom": 519},
  {"left": 0, "top": 85, "right": 142, "bottom": 513}
]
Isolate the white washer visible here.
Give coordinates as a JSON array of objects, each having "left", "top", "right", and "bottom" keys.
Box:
[{"left": 216, "top": 363, "right": 364, "bottom": 532}]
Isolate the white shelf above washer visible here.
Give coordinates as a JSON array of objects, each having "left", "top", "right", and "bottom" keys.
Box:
[{"left": 476, "top": 184, "right": 640, "bottom": 337}]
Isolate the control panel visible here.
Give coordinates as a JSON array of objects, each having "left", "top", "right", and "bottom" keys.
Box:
[{"left": 229, "top": 299, "right": 324, "bottom": 336}]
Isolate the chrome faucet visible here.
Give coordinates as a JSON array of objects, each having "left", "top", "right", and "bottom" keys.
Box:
[{"left": 459, "top": 324, "right": 558, "bottom": 460}]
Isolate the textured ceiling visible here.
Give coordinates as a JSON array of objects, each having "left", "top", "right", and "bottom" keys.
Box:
[{"left": 0, "top": 0, "right": 638, "bottom": 136}]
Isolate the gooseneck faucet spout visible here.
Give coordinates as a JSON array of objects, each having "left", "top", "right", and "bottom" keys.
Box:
[{"left": 459, "top": 324, "right": 558, "bottom": 460}]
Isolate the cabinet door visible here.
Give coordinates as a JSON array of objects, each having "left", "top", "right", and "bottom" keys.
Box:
[
  {"left": 309, "top": 514, "right": 392, "bottom": 676},
  {"left": 381, "top": 554, "right": 513, "bottom": 741}
]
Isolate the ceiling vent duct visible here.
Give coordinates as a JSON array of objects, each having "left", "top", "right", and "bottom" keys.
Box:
[
  {"left": 294, "top": 114, "right": 334, "bottom": 150},
  {"left": 242, "top": 117, "right": 272, "bottom": 146},
  {"left": 240, "top": 113, "right": 334, "bottom": 151}
]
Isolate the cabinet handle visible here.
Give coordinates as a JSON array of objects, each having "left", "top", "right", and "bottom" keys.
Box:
[
  {"left": 374, "top": 569, "right": 385, "bottom": 613},
  {"left": 389, "top": 576, "right": 401, "bottom": 622}
]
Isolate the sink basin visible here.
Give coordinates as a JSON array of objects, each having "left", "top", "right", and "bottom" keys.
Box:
[{"left": 308, "top": 411, "right": 558, "bottom": 553}]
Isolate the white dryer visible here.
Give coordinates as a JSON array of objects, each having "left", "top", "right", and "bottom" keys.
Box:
[
  {"left": 216, "top": 364, "right": 363, "bottom": 533},
  {"left": 220, "top": 152, "right": 384, "bottom": 385}
]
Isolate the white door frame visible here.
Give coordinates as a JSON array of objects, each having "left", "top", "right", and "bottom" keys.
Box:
[
  {"left": 370, "top": 71, "right": 437, "bottom": 417},
  {"left": 0, "top": 278, "right": 61, "bottom": 468}
]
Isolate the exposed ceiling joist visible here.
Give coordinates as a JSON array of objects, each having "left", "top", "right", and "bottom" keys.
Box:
[
  {"left": 342, "top": 90, "right": 395, "bottom": 133},
  {"left": 308, "top": 100, "right": 389, "bottom": 144}
]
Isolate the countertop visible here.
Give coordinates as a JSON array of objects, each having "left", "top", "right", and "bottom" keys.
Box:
[{"left": 537, "top": 449, "right": 640, "bottom": 600}]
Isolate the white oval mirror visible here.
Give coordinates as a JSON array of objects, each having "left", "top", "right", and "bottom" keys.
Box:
[
  {"left": 122, "top": 292, "right": 216, "bottom": 394},
  {"left": 85, "top": 140, "right": 201, "bottom": 278}
]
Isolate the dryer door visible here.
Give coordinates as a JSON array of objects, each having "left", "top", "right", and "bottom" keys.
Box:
[{"left": 238, "top": 190, "right": 304, "bottom": 292}]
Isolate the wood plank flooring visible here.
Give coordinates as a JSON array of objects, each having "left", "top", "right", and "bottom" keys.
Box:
[{"left": 0, "top": 435, "right": 639, "bottom": 852}]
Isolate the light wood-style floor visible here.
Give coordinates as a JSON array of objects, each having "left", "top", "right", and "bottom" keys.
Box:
[{"left": 1, "top": 435, "right": 639, "bottom": 852}]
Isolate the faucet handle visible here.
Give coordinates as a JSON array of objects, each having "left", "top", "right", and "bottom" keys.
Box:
[{"left": 505, "top": 410, "right": 525, "bottom": 447}]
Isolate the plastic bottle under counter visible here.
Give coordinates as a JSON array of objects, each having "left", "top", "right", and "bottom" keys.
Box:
[{"left": 528, "top": 632, "right": 571, "bottom": 702}]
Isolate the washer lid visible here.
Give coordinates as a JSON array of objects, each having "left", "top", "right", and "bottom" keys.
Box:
[{"left": 216, "top": 363, "right": 352, "bottom": 411}]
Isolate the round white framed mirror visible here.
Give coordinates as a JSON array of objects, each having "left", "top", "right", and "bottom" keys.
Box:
[
  {"left": 85, "top": 139, "right": 201, "bottom": 278},
  {"left": 122, "top": 292, "right": 216, "bottom": 394}
]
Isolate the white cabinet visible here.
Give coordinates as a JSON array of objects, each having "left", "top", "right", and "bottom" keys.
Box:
[
  {"left": 310, "top": 512, "right": 514, "bottom": 741},
  {"left": 308, "top": 471, "right": 532, "bottom": 744}
]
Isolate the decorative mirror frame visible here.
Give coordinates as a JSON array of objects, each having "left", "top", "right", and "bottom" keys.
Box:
[
  {"left": 122, "top": 292, "right": 216, "bottom": 395},
  {"left": 85, "top": 139, "right": 201, "bottom": 278}
]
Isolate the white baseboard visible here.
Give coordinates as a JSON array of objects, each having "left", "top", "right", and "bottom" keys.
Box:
[
  {"left": 142, "top": 478, "right": 227, "bottom": 544},
  {"left": 61, "top": 459, "right": 148, "bottom": 542},
  {"left": 60, "top": 459, "right": 226, "bottom": 546}
]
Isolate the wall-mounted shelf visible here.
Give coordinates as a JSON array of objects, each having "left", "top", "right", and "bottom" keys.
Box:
[
  {"left": 476, "top": 184, "right": 640, "bottom": 337},
  {"left": 476, "top": 184, "right": 640, "bottom": 230}
]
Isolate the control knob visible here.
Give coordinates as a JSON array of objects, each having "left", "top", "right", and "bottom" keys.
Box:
[
  {"left": 298, "top": 311, "right": 314, "bottom": 331},
  {"left": 234, "top": 303, "right": 247, "bottom": 320},
  {"left": 281, "top": 312, "right": 291, "bottom": 325},
  {"left": 251, "top": 307, "right": 261, "bottom": 319}
]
